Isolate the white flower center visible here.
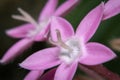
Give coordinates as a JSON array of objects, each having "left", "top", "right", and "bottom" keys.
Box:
[
  {"left": 27, "top": 20, "right": 49, "bottom": 37},
  {"left": 49, "top": 30, "right": 86, "bottom": 65},
  {"left": 59, "top": 38, "right": 82, "bottom": 64}
]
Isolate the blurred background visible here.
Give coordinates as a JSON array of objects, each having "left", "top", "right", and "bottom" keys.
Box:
[{"left": 0, "top": 0, "right": 120, "bottom": 80}]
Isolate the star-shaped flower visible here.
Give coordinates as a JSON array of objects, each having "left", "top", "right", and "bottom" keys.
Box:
[
  {"left": 20, "top": 3, "right": 116, "bottom": 80},
  {"left": 0, "top": 0, "right": 80, "bottom": 64}
]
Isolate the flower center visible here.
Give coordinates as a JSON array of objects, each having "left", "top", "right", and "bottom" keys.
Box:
[
  {"left": 12, "top": 8, "right": 49, "bottom": 38},
  {"left": 27, "top": 20, "right": 49, "bottom": 37},
  {"left": 49, "top": 30, "right": 83, "bottom": 64},
  {"left": 59, "top": 38, "right": 81, "bottom": 64}
]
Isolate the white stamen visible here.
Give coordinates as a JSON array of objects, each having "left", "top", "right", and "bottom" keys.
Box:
[
  {"left": 49, "top": 29, "right": 73, "bottom": 51},
  {"left": 12, "top": 8, "right": 37, "bottom": 25},
  {"left": 12, "top": 8, "right": 49, "bottom": 38}
]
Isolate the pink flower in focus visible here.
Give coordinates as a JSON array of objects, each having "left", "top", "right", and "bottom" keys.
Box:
[
  {"left": 0, "top": 0, "right": 80, "bottom": 64},
  {"left": 20, "top": 3, "right": 116, "bottom": 80}
]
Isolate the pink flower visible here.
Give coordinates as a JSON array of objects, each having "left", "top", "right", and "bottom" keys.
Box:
[
  {"left": 103, "top": 0, "right": 120, "bottom": 20},
  {"left": 20, "top": 3, "right": 116, "bottom": 80},
  {"left": 0, "top": 0, "right": 80, "bottom": 64}
]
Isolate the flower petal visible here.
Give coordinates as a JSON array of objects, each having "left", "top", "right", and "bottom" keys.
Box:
[
  {"left": 54, "top": 0, "right": 80, "bottom": 17},
  {"left": 38, "top": 0, "right": 58, "bottom": 22},
  {"left": 76, "top": 3, "right": 104, "bottom": 43},
  {"left": 0, "top": 38, "right": 33, "bottom": 64},
  {"left": 40, "top": 68, "right": 56, "bottom": 80},
  {"left": 50, "top": 16, "right": 74, "bottom": 42},
  {"left": 6, "top": 24, "right": 34, "bottom": 38},
  {"left": 24, "top": 70, "right": 44, "bottom": 80},
  {"left": 79, "top": 42, "right": 116, "bottom": 65},
  {"left": 20, "top": 47, "right": 61, "bottom": 70},
  {"left": 103, "top": 0, "right": 120, "bottom": 20},
  {"left": 34, "top": 22, "right": 50, "bottom": 41},
  {"left": 54, "top": 62, "right": 77, "bottom": 80}
]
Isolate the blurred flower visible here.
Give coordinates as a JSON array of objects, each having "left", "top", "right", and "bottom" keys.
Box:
[
  {"left": 0, "top": 0, "right": 80, "bottom": 64},
  {"left": 20, "top": 3, "right": 116, "bottom": 80}
]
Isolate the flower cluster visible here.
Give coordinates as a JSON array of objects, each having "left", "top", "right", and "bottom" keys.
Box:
[{"left": 1, "top": 0, "right": 120, "bottom": 80}]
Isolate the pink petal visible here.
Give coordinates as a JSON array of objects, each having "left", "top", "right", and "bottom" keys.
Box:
[
  {"left": 20, "top": 47, "right": 61, "bottom": 70},
  {"left": 76, "top": 3, "right": 104, "bottom": 43},
  {"left": 40, "top": 68, "right": 56, "bottom": 80},
  {"left": 54, "top": 0, "right": 80, "bottom": 17},
  {"left": 38, "top": 0, "right": 58, "bottom": 22},
  {"left": 6, "top": 24, "right": 34, "bottom": 38},
  {"left": 24, "top": 70, "right": 44, "bottom": 80},
  {"left": 103, "top": 0, "right": 120, "bottom": 20},
  {"left": 0, "top": 38, "right": 33, "bottom": 64},
  {"left": 50, "top": 16, "right": 74, "bottom": 42},
  {"left": 54, "top": 62, "right": 78, "bottom": 80},
  {"left": 79, "top": 42, "right": 116, "bottom": 65}
]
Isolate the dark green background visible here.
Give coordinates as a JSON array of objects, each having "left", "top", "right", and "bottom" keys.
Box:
[{"left": 0, "top": 0, "right": 120, "bottom": 80}]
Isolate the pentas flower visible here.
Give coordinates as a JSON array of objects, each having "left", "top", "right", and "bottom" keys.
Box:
[
  {"left": 20, "top": 3, "right": 116, "bottom": 80},
  {"left": 0, "top": 0, "right": 80, "bottom": 64}
]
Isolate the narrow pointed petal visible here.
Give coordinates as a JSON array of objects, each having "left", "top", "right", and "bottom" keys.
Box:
[
  {"left": 54, "top": 62, "right": 77, "bottom": 80},
  {"left": 50, "top": 17, "right": 74, "bottom": 42},
  {"left": 6, "top": 24, "right": 34, "bottom": 38},
  {"left": 40, "top": 68, "right": 56, "bottom": 80},
  {"left": 24, "top": 70, "right": 44, "bottom": 80},
  {"left": 20, "top": 47, "right": 61, "bottom": 70},
  {"left": 0, "top": 39, "right": 33, "bottom": 64},
  {"left": 79, "top": 42, "right": 116, "bottom": 65},
  {"left": 76, "top": 3, "right": 104, "bottom": 43},
  {"left": 38, "top": 0, "right": 58, "bottom": 22},
  {"left": 103, "top": 0, "right": 120, "bottom": 20},
  {"left": 54, "top": 0, "right": 80, "bottom": 17}
]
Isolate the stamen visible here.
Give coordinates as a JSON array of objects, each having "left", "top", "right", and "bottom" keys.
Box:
[
  {"left": 56, "top": 29, "right": 62, "bottom": 42},
  {"left": 12, "top": 8, "right": 37, "bottom": 26},
  {"left": 49, "top": 37, "right": 58, "bottom": 45},
  {"left": 49, "top": 29, "right": 73, "bottom": 51}
]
